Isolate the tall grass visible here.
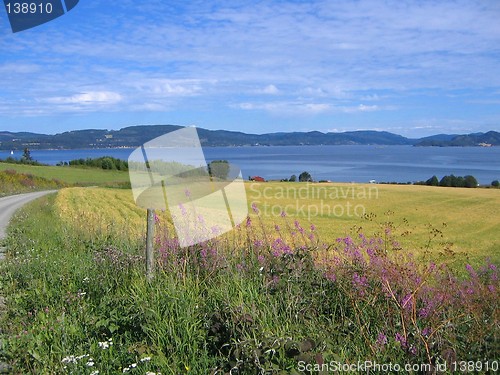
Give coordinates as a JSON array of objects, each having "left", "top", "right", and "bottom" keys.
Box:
[
  {"left": 0, "top": 196, "right": 498, "bottom": 374},
  {"left": 0, "top": 169, "right": 66, "bottom": 196}
]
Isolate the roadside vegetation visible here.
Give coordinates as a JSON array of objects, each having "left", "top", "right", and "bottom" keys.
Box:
[
  {"left": 0, "top": 192, "right": 498, "bottom": 374},
  {"left": 0, "top": 169, "right": 66, "bottom": 197}
]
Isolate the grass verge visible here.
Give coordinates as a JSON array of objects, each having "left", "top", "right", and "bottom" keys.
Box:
[{"left": 0, "top": 169, "right": 66, "bottom": 197}]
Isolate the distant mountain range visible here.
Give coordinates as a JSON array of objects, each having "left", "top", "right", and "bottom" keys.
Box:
[{"left": 0, "top": 125, "right": 498, "bottom": 150}]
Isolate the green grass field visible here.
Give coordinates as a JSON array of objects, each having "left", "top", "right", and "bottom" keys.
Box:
[{"left": 0, "top": 162, "right": 129, "bottom": 185}]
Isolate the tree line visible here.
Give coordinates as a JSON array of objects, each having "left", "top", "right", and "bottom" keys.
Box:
[
  {"left": 416, "top": 174, "right": 478, "bottom": 188},
  {"left": 58, "top": 157, "right": 129, "bottom": 171}
]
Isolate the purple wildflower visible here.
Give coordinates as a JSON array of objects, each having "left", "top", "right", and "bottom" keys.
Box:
[
  {"left": 253, "top": 239, "right": 263, "bottom": 248},
  {"left": 324, "top": 272, "right": 336, "bottom": 282},
  {"left": 179, "top": 203, "right": 187, "bottom": 216},
  {"left": 395, "top": 332, "right": 407, "bottom": 348},
  {"left": 376, "top": 332, "right": 388, "bottom": 347},
  {"left": 418, "top": 307, "right": 430, "bottom": 318}
]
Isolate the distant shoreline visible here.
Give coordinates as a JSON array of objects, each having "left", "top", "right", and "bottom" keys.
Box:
[
  {"left": 1, "top": 144, "right": 499, "bottom": 152},
  {"left": 1, "top": 125, "right": 498, "bottom": 149}
]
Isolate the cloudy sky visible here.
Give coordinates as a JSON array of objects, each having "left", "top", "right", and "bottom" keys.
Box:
[{"left": 0, "top": 0, "right": 499, "bottom": 137}]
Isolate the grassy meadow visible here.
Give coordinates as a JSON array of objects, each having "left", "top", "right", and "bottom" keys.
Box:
[
  {"left": 0, "top": 164, "right": 498, "bottom": 373},
  {"left": 0, "top": 162, "right": 130, "bottom": 186}
]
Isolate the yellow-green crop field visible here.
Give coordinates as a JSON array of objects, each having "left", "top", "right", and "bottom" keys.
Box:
[{"left": 55, "top": 181, "right": 499, "bottom": 265}]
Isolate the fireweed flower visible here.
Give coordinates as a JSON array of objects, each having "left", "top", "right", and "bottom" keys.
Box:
[
  {"left": 352, "top": 273, "right": 368, "bottom": 295},
  {"left": 401, "top": 294, "right": 413, "bottom": 310},
  {"left": 178, "top": 203, "right": 187, "bottom": 216},
  {"left": 395, "top": 332, "right": 407, "bottom": 348},
  {"left": 376, "top": 332, "right": 388, "bottom": 347},
  {"left": 324, "top": 271, "right": 336, "bottom": 282},
  {"left": 465, "top": 264, "right": 478, "bottom": 278},
  {"left": 251, "top": 203, "right": 259, "bottom": 214},
  {"left": 253, "top": 239, "right": 264, "bottom": 248},
  {"left": 418, "top": 307, "right": 430, "bottom": 318}
]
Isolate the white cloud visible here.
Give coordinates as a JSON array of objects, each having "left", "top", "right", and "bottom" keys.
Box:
[
  {"left": 360, "top": 94, "right": 381, "bottom": 101},
  {"left": 0, "top": 63, "right": 40, "bottom": 74},
  {"left": 259, "top": 85, "right": 279, "bottom": 95},
  {"left": 358, "top": 104, "right": 379, "bottom": 112},
  {"left": 45, "top": 91, "right": 122, "bottom": 105},
  {"left": 130, "top": 79, "right": 204, "bottom": 97},
  {"left": 237, "top": 101, "right": 332, "bottom": 114}
]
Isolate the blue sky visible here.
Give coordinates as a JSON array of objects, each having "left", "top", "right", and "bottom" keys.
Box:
[{"left": 0, "top": 0, "right": 499, "bottom": 137}]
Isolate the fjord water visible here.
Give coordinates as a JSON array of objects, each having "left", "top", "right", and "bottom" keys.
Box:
[{"left": 2, "top": 145, "right": 499, "bottom": 184}]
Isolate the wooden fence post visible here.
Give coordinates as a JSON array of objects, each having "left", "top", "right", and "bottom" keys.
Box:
[{"left": 146, "top": 208, "right": 155, "bottom": 280}]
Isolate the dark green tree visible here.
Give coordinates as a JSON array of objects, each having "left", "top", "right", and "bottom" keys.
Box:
[
  {"left": 299, "top": 171, "right": 312, "bottom": 182},
  {"left": 289, "top": 174, "right": 297, "bottom": 182},
  {"left": 426, "top": 175, "right": 439, "bottom": 186},
  {"left": 463, "top": 175, "right": 478, "bottom": 188},
  {"left": 455, "top": 176, "right": 465, "bottom": 187},
  {"left": 208, "top": 160, "right": 230, "bottom": 180},
  {"left": 21, "top": 148, "right": 33, "bottom": 162},
  {"left": 439, "top": 175, "right": 451, "bottom": 187},
  {"left": 492, "top": 180, "right": 500, "bottom": 187}
]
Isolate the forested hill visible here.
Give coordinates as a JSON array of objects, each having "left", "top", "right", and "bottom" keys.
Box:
[
  {"left": 414, "top": 131, "right": 500, "bottom": 146},
  {"left": 0, "top": 126, "right": 498, "bottom": 149}
]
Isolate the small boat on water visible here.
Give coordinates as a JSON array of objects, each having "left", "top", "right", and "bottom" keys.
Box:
[{"left": 10, "top": 150, "right": 14, "bottom": 155}]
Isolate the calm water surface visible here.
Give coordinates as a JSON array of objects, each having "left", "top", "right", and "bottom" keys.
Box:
[{"left": 1, "top": 146, "right": 499, "bottom": 184}]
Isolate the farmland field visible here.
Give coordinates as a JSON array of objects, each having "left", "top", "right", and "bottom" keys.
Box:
[{"left": 56, "top": 181, "right": 499, "bottom": 265}]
